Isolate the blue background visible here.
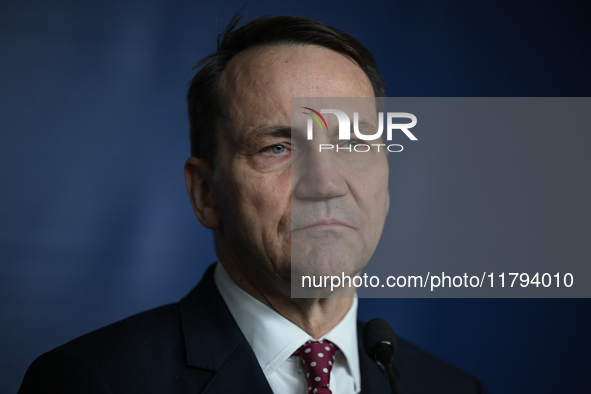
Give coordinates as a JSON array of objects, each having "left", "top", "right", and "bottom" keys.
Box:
[{"left": 1, "top": 0, "right": 590, "bottom": 393}]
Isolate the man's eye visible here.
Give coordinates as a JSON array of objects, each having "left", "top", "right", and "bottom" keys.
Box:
[
  {"left": 268, "top": 145, "right": 286, "bottom": 154},
  {"left": 342, "top": 140, "right": 361, "bottom": 147}
]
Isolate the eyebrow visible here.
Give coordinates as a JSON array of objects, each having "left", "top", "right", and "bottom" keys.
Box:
[
  {"left": 326, "top": 119, "right": 377, "bottom": 137},
  {"left": 246, "top": 118, "right": 378, "bottom": 140},
  {"left": 250, "top": 125, "right": 292, "bottom": 139},
  {"left": 356, "top": 119, "right": 378, "bottom": 133}
]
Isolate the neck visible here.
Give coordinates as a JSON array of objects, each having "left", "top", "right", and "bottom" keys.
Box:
[
  {"left": 253, "top": 288, "right": 354, "bottom": 340},
  {"left": 218, "top": 254, "right": 354, "bottom": 339}
]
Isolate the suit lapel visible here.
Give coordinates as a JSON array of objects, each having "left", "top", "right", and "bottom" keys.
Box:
[{"left": 179, "top": 264, "right": 273, "bottom": 394}]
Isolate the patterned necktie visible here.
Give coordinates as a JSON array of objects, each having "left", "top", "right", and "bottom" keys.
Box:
[{"left": 293, "top": 340, "right": 338, "bottom": 394}]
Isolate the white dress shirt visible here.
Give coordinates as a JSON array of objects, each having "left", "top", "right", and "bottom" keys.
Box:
[{"left": 214, "top": 263, "right": 361, "bottom": 394}]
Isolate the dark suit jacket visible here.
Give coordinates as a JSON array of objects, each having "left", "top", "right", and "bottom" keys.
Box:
[{"left": 19, "top": 264, "right": 485, "bottom": 393}]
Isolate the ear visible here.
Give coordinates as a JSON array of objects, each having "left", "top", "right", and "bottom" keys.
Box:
[{"left": 184, "top": 157, "right": 222, "bottom": 229}]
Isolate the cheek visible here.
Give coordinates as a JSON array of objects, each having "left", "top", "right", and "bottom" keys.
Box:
[
  {"left": 255, "top": 173, "right": 292, "bottom": 248},
  {"left": 374, "top": 167, "right": 390, "bottom": 219},
  {"left": 221, "top": 166, "right": 291, "bottom": 237},
  {"left": 356, "top": 163, "right": 390, "bottom": 230},
  {"left": 249, "top": 172, "right": 291, "bottom": 222}
]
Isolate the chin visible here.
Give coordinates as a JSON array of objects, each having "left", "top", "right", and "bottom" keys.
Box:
[{"left": 292, "top": 251, "right": 366, "bottom": 280}]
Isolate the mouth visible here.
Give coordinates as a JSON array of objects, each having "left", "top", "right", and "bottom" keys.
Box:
[{"left": 292, "top": 219, "right": 354, "bottom": 232}]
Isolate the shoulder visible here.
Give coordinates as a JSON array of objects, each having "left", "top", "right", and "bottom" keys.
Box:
[
  {"left": 19, "top": 266, "right": 229, "bottom": 393},
  {"left": 395, "top": 337, "right": 486, "bottom": 394},
  {"left": 19, "top": 303, "right": 213, "bottom": 394},
  {"left": 57, "top": 302, "right": 183, "bottom": 365}
]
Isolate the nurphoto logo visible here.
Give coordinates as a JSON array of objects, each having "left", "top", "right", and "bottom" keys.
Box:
[{"left": 302, "top": 107, "right": 418, "bottom": 152}]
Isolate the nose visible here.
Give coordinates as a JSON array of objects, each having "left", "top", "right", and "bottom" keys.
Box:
[{"left": 293, "top": 148, "right": 348, "bottom": 200}]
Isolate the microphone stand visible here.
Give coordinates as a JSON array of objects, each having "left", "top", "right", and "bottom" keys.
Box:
[{"left": 375, "top": 340, "right": 399, "bottom": 394}]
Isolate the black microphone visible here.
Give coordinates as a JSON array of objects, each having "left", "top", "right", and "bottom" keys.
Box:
[{"left": 363, "top": 318, "right": 399, "bottom": 394}]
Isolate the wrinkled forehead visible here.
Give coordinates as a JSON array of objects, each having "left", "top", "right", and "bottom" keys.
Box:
[{"left": 218, "top": 44, "right": 374, "bottom": 136}]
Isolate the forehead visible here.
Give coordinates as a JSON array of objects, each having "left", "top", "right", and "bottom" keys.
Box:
[{"left": 219, "top": 44, "right": 374, "bottom": 134}]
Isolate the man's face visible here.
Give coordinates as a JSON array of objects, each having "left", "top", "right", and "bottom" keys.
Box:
[{"left": 213, "top": 44, "right": 389, "bottom": 294}]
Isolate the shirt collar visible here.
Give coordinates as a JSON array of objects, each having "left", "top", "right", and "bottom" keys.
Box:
[{"left": 214, "top": 263, "right": 361, "bottom": 391}]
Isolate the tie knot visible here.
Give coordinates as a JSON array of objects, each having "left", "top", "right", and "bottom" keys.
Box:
[{"left": 293, "top": 340, "right": 338, "bottom": 394}]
